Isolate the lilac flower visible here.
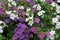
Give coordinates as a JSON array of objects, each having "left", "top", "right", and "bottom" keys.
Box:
[
  {"left": 46, "top": 32, "right": 50, "bottom": 37},
  {"left": 35, "top": 18, "right": 40, "bottom": 23},
  {"left": 0, "top": 8, "right": 4, "bottom": 16},
  {"left": 39, "top": 33, "right": 45, "bottom": 39},
  {"left": 27, "top": 0, "right": 35, "bottom": 5},
  {"left": 31, "top": 27, "right": 38, "bottom": 33}
]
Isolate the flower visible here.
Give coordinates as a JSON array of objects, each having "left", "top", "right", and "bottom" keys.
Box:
[
  {"left": 50, "top": 30, "right": 55, "bottom": 36},
  {"left": 55, "top": 22, "right": 60, "bottom": 29},
  {"left": 10, "top": 14, "right": 18, "bottom": 20},
  {"left": 45, "top": 0, "right": 53, "bottom": 3},
  {"left": 31, "top": 27, "right": 37, "bottom": 33},
  {"left": 29, "top": 34, "right": 33, "bottom": 38},
  {"left": 4, "top": 18, "right": 10, "bottom": 24},
  {"left": 57, "top": 0, "right": 60, "bottom": 3},
  {"left": 18, "top": 6, "right": 24, "bottom": 10},
  {"left": 40, "top": 22, "right": 44, "bottom": 27},
  {"left": 39, "top": 33, "right": 45, "bottom": 39},
  {"left": 5, "top": 11, "right": 12, "bottom": 14},
  {"left": 27, "top": 0, "right": 35, "bottom": 5},
  {"left": 12, "top": 1, "right": 17, "bottom": 6},
  {"left": 37, "top": 10, "right": 45, "bottom": 16},
  {"left": 52, "top": 18, "right": 58, "bottom": 24},
  {"left": 46, "top": 32, "right": 51, "bottom": 37},
  {"left": 56, "top": 5, "right": 60, "bottom": 13},
  {"left": 21, "top": 11, "right": 26, "bottom": 16},
  {"left": 37, "top": 4, "right": 41, "bottom": 11},
  {"left": 18, "top": 17, "right": 25, "bottom": 23},
  {"left": 28, "top": 21, "right": 34, "bottom": 26},
  {"left": 0, "top": 26, "right": 3, "bottom": 33},
  {"left": 0, "top": 8, "right": 4, "bottom": 16},
  {"left": 35, "top": 18, "right": 40, "bottom": 23}
]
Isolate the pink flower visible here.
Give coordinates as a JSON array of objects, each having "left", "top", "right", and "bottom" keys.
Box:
[
  {"left": 46, "top": 32, "right": 50, "bottom": 37},
  {"left": 35, "top": 18, "right": 40, "bottom": 23},
  {"left": 45, "top": 0, "right": 53, "bottom": 3},
  {"left": 31, "top": 27, "right": 38, "bottom": 33},
  {"left": 21, "top": 11, "right": 26, "bottom": 16},
  {"left": 39, "top": 33, "right": 45, "bottom": 39}
]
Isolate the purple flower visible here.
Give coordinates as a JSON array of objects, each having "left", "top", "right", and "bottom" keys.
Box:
[
  {"left": 0, "top": 2, "right": 5, "bottom": 10},
  {"left": 0, "top": 8, "right": 4, "bottom": 16},
  {"left": 31, "top": 27, "right": 38, "bottom": 33},
  {"left": 39, "top": 34, "right": 45, "bottom": 39},
  {"left": 13, "top": 6, "right": 19, "bottom": 14},
  {"left": 4, "top": 18, "right": 10, "bottom": 24},
  {"left": 27, "top": 0, "right": 35, "bottom": 5},
  {"left": 35, "top": 18, "right": 40, "bottom": 23},
  {"left": 21, "top": 11, "right": 26, "bottom": 16},
  {"left": 18, "top": 17, "right": 25, "bottom": 23},
  {"left": 17, "top": 23, "right": 27, "bottom": 28},
  {"left": 45, "top": 0, "right": 53, "bottom": 3},
  {"left": 32, "top": 8, "right": 37, "bottom": 13},
  {"left": 46, "top": 32, "right": 50, "bottom": 37},
  {"left": 40, "top": 22, "right": 44, "bottom": 27},
  {"left": 30, "top": 34, "right": 33, "bottom": 38}
]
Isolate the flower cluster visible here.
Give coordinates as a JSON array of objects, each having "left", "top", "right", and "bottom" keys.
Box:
[{"left": 0, "top": 0, "right": 60, "bottom": 40}]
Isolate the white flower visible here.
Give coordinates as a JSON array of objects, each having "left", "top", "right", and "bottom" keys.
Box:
[
  {"left": 37, "top": 4, "right": 41, "bottom": 10},
  {"left": 8, "top": 3, "right": 12, "bottom": 7},
  {"left": 18, "top": 6, "right": 24, "bottom": 10},
  {"left": 26, "top": 12, "right": 30, "bottom": 16},
  {"left": 28, "top": 21, "right": 34, "bottom": 26},
  {"left": 33, "top": 4, "right": 37, "bottom": 8},
  {"left": 40, "top": 0, "right": 45, "bottom": 2},
  {"left": 50, "top": 30, "right": 55, "bottom": 36},
  {"left": 26, "top": 8, "right": 31, "bottom": 12},
  {"left": 0, "top": 26, "right": 3, "bottom": 33},
  {"left": 52, "top": 18, "right": 58, "bottom": 24},
  {"left": 8, "top": 0, "right": 13, "bottom": 2},
  {"left": 55, "top": 22, "right": 60, "bottom": 29},
  {"left": 0, "top": 21, "right": 3, "bottom": 24},
  {"left": 51, "top": 2, "right": 57, "bottom": 7},
  {"left": 6, "top": 11, "right": 12, "bottom": 14},
  {"left": 12, "top": 1, "right": 17, "bottom": 6},
  {"left": 57, "top": 0, "right": 60, "bottom": 3},
  {"left": 25, "top": 18, "right": 29, "bottom": 22},
  {"left": 56, "top": 15, "right": 60, "bottom": 19},
  {"left": 10, "top": 14, "right": 18, "bottom": 20},
  {"left": 56, "top": 5, "right": 60, "bottom": 13},
  {"left": 49, "top": 35, "right": 55, "bottom": 40},
  {"left": 37, "top": 10, "right": 45, "bottom": 16}
]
